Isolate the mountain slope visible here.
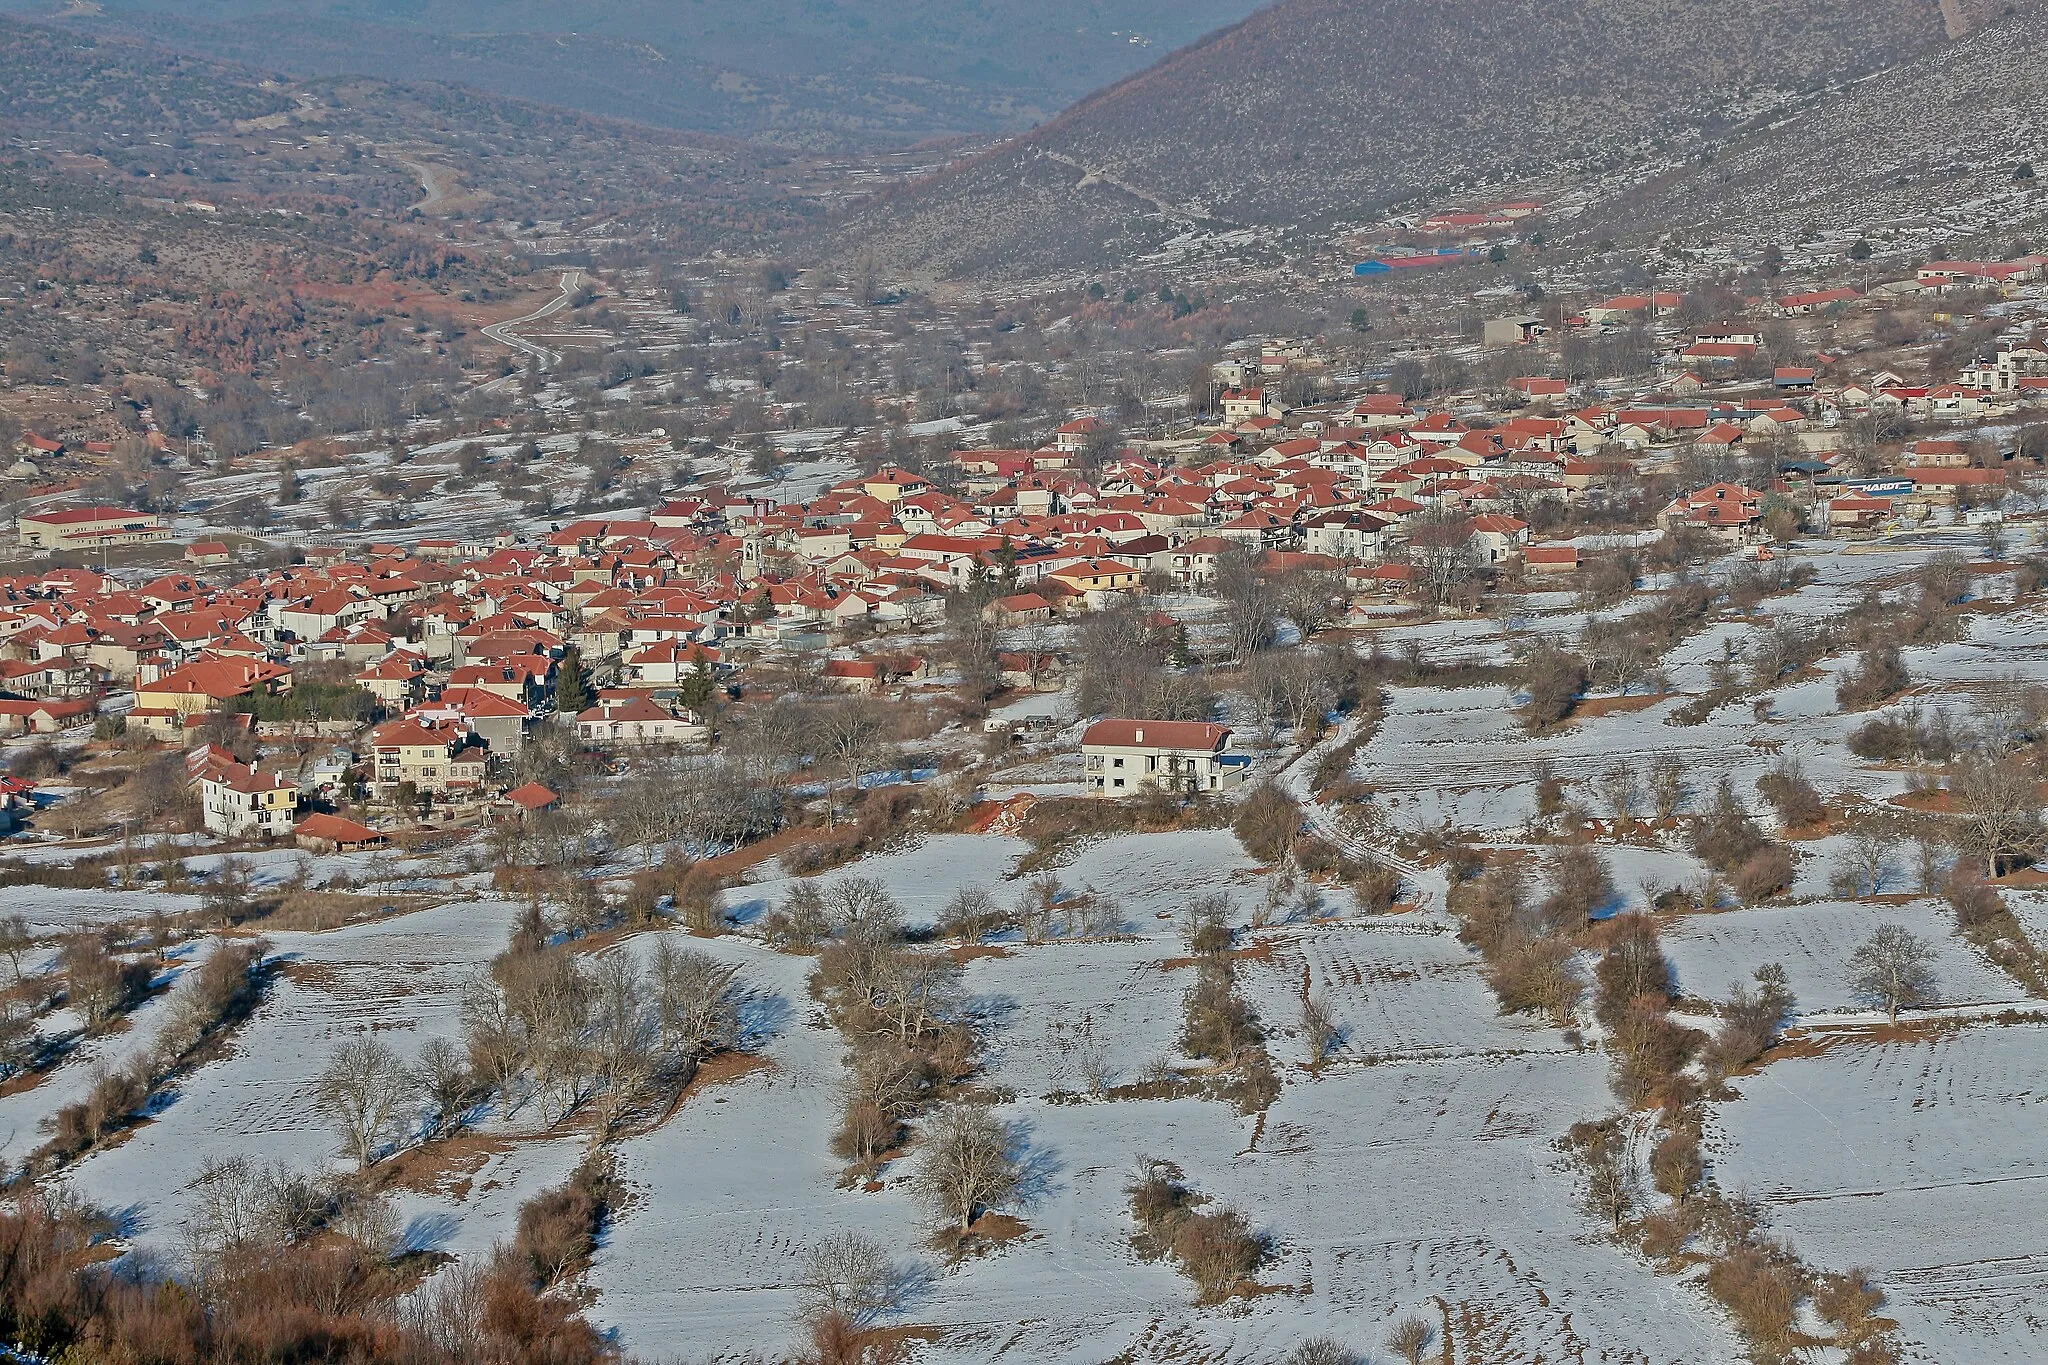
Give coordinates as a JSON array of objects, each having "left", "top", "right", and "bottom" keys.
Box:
[
  {"left": 0, "top": 0, "right": 1265, "bottom": 147},
  {"left": 1577, "top": 4, "right": 2048, "bottom": 264},
  {"left": 830, "top": 0, "right": 1990, "bottom": 281}
]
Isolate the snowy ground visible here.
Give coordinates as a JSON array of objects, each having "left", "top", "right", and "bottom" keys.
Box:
[
  {"left": 590, "top": 845, "right": 1749, "bottom": 1364},
  {"left": 1715, "top": 1025, "right": 2048, "bottom": 1364}
]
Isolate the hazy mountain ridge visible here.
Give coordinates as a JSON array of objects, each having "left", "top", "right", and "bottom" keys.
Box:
[
  {"left": 0, "top": 0, "right": 1266, "bottom": 147},
  {"left": 828, "top": 0, "right": 1990, "bottom": 281},
  {"left": 0, "top": 15, "right": 842, "bottom": 248}
]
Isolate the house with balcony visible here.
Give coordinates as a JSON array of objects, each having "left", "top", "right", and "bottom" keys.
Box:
[
  {"left": 200, "top": 761, "right": 299, "bottom": 838},
  {"left": 1081, "top": 719, "right": 1245, "bottom": 796},
  {"left": 365, "top": 718, "right": 487, "bottom": 796}
]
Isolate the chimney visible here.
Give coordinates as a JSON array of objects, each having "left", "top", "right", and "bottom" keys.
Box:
[{"left": 1133, "top": 727, "right": 1143, "bottom": 743}]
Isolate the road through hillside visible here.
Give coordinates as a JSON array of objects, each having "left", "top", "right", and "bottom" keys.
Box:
[{"left": 481, "top": 270, "right": 580, "bottom": 369}]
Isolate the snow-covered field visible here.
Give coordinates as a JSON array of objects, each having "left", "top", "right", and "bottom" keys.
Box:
[
  {"left": 1665, "top": 900, "right": 2026, "bottom": 1016},
  {"left": 590, "top": 861, "right": 1748, "bottom": 1364},
  {"left": 1716, "top": 1026, "right": 2048, "bottom": 1364}
]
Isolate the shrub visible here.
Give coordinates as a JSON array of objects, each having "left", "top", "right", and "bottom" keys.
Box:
[
  {"left": 1169, "top": 1207, "right": 1265, "bottom": 1302},
  {"left": 1689, "top": 777, "right": 1771, "bottom": 871},
  {"left": 1219, "top": 1046, "right": 1280, "bottom": 1115},
  {"left": 1347, "top": 860, "right": 1402, "bottom": 913},
  {"left": 1232, "top": 783, "right": 1301, "bottom": 864},
  {"left": 1592, "top": 915, "right": 1672, "bottom": 1029},
  {"left": 1731, "top": 845, "right": 1796, "bottom": 903},
  {"left": 1846, "top": 714, "right": 1917, "bottom": 762},
  {"left": 1703, "top": 1244, "right": 1802, "bottom": 1356},
  {"left": 1451, "top": 861, "right": 1527, "bottom": 959},
  {"left": 1707, "top": 964, "right": 1794, "bottom": 1080},
  {"left": 1181, "top": 959, "right": 1261, "bottom": 1062},
  {"left": 1755, "top": 762, "right": 1825, "bottom": 829},
  {"left": 1835, "top": 644, "right": 1910, "bottom": 711},
  {"left": 1650, "top": 1122, "right": 1703, "bottom": 1199},
  {"left": 1521, "top": 646, "right": 1588, "bottom": 731},
  {"left": 830, "top": 1097, "right": 900, "bottom": 1173},
  {"left": 1486, "top": 937, "right": 1580, "bottom": 1022},
  {"left": 1945, "top": 866, "right": 2007, "bottom": 931},
  {"left": 1539, "top": 844, "right": 1613, "bottom": 928},
  {"left": 510, "top": 1154, "right": 613, "bottom": 1289}
]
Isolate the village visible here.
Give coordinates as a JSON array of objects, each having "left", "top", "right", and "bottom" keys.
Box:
[
  {"left": 0, "top": 243, "right": 2041, "bottom": 852},
  {"left": 0, "top": 222, "right": 2046, "bottom": 1365}
]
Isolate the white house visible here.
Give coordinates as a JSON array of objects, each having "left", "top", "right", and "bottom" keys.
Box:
[
  {"left": 574, "top": 695, "right": 709, "bottom": 748},
  {"left": 1080, "top": 719, "right": 1244, "bottom": 795},
  {"left": 200, "top": 761, "right": 299, "bottom": 838}
]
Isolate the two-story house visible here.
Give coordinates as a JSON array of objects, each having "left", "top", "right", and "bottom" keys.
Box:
[
  {"left": 200, "top": 761, "right": 298, "bottom": 838},
  {"left": 365, "top": 718, "right": 486, "bottom": 796},
  {"left": 1081, "top": 719, "right": 1244, "bottom": 796}
]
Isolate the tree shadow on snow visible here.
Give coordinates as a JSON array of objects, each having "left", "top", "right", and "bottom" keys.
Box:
[
  {"left": 737, "top": 990, "right": 791, "bottom": 1048},
  {"left": 401, "top": 1212, "right": 461, "bottom": 1255}
]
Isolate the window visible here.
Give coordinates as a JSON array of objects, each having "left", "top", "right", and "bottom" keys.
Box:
[
  {"left": 1112, "top": 778, "right": 1125, "bottom": 789},
  {"left": 1112, "top": 757, "right": 1124, "bottom": 769}
]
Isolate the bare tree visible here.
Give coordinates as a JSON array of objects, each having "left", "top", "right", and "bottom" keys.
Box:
[
  {"left": 1300, "top": 995, "right": 1340, "bottom": 1066},
  {"left": 1830, "top": 828, "right": 1898, "bottom": 898},
  {"left": 586, "top": 952, "right": 661, "bottom": 1133},
  {"left": 795, "top": 1230, "right": 907, "bottom": 1328},
  {"left": 650, "top": 938, "right": 743, "bottom": 1059},
  {"left": 1288, "top": 1340, "right": 1360, "bottom": 1365},
  {"left": 416, "top": 1036, "right": 475, "bottom": 1139},
  {"left": 878, "top": 950, "right": 962, "bottom": 1043},
  {"left": 812, "top": 700, "right": 893, "bottom": 828},
  {"left": 1214, "top": 543, "right": 1277, "bottom": 662},
  {"left": 59, "top": 933, "right": 142, "bottom": 1028},
  {"left": 914, "top": 1103, "right": 1023, "bottom": 1232},
  {"left": 823, "top": 876, "right": 902, "bottom": 935},
  {"left": 1388, "top": 1316, "right": 1435, "bottom": 1365},
  {"left": 0, "top": 915, "right": 34, "bottom": 984},
  {"left": 1950, "top": 756, "right": 2044, "bottom": 877},
  {"left": 1404, "top": 507, "right": 1479, "bottom": 607},
  {"left": 1274, "top": 568, "right": 1346, "bottom": 639},
  {"left": 314, "top": 1036, "right": 419, "bottom": 1169},
  {"left": 1848, "top": 924, "right": 1938, "bottom": 1023},
  {"left": 938, "top": 884, "right": 1008, "bottom": 942},
  {"left": 1648, "top": 755, "right": 1688, "bottom": 821},
  {"left": 460, "top": 973, "right": 528, "bottom": 1116},
  {"left": 1597, "top": 762, "right": 1643, "bottom": 821}
]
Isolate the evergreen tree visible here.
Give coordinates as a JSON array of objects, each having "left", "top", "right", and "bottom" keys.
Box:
[
  {"left": 678, "top": 652, "right": 717, "bottom": 714},
  {"left": 554, "top": 647, "right": 589, "bottom": 714}
]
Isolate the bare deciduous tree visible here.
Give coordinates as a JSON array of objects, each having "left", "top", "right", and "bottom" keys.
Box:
[
  {"left": 1848, "top": 924, "right": 1938, "bottom": 1023},
  {"left": 812, "top": 701, "right": 893, "bottom": 829},
  {"left": 314, "top": 1036, "right": 418, "bottom": 1169},
  {"left": 1950, "top": 756, "right": 2044, "bottom": 877},
  {"left": 1300, "top": 995, "right": 1340, "bottom": 1066},
  {"left": 586, "top": 952, "right": 661, "bottom": 1133},
  {"left": 1388, "top": 1316, "right": 1435, "bottom": 1365},
  {"left": 914, "top": 1103, "right": 1023, "bottom": 1232},
  {"left": 416, "top": 1036, "right": 475, "bottom": 1139},
  {"left": 795, "top": 1230, "right": 907, "bottom": 1328},
  {"left": 0, "top": 914, "right": 31, "bottom": 983},
  {"left": 1214, "top": 543, "right": 1277, "bottom": 662},
  {"left": 1648, "top": 755, "right": 1687, "bottom": 821},
  {"left": 1288, "top": 1339, "right": 1361, "bottom": 1365},
  {"left": 650, "top": 938, "right": 743, "bottom": 1059}
]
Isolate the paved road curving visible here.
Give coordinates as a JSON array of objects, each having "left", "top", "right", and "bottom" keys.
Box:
[{"left": 480, "top": 270, "right": 581, "bottom": 370}]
